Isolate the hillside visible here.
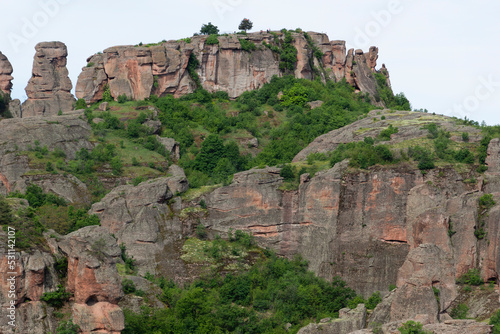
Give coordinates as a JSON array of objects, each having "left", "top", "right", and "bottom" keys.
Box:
[{"left": 0, "top": 30, "right": 500, "bottom": 334}]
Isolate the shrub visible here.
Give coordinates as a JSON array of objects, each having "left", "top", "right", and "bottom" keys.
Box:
[
  {"left": 457, "top": 268, "right": 483, "bottom": 286},
  {"left": 239, "top": 39, "right": 256, "bottom": 52},
  {"left": 462, "top": 132, "right": 469, "bottom": 142},
  {"left": 280, "top": 164, "right": 295, "bottom": 181},
  {"left": 200, "top": 22, "right": 219, "bottom": 35},
  {"left": 117, "top": 94, "right": 128, "bottom": 103},
  {"left": 75, "top": 98, "right": 87, "bottom": 109},
  {"left": 205, "top": 35, "right": 219, "bottom": 45},
  {"left": 450, "top": 303, "right": 469, "bottom": 319},
  {"left": 366, "top": 291, "right": 382, "bottom": 309},
  {"left": 490, "top": 309, "right": 500, "bottom": 334},
  {"left": 378, "top": 124, "right": 398, "bottom": 141},
  {"left": 196, "top": 224, "right": 207, "bottom": 239},
  {"left": 479, "top": 193, "right": 496, "bottom": 210},
  {"left": 40, "top": 284, "right": 71, "bottom": 308},
  {"left": 102, "top": 84, "right": 113, "bottom": 102},
  {"left": 0, "top": 196, "right": 13, "bottom": 225},
  {"left": 122, "top": 278, "right": 136, "bottom": 294},
  {"left": 56, "top": 320, "right": 80, "bottom": 334},
  {"left": 398, "top": 321, "right": 430, "bottom": 334}
]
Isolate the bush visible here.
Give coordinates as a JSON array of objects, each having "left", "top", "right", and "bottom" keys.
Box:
[
  {"left": 366, "top": 291, "right": 382, "bottom": 309},
  {"left": 0, "top": 196, "right": 13, "bottom": 225},
  {"left": 378, "top": 124, "right": 398, "bottom": 141},
  {"left": 462, "top": 132, "right": 469, "bottom": 142},
  {"left": 56, "top": 320, "right": 80, "bottom": 334},
  {"left": 196, "top": 224, "right": 207, "bottom": 239},
  {"left": 398, "top": 321, "right": 430, "bottom": 334},
  {"left": 200, "top": 22, "right": 219, "bottom": 35},
  {"left": 479, "top": 193, "right": 496, "bottom": 210},
  {"left": 205, "top": 35, "right": 219, "bottom": 45},
  {"left": 457, "top": 268, "right": 483, "bottom": 286},
  {"left": 490, "top": 309, "right": 500, "bottom": 334},
  {"left": 123, "top": 278, "right": 136, "bottom": 294},
  {"left": 280, "top": 164, "right": 295, "bottom": 181},
  {"left": 75, "top": 98, "right": 87, "bottom": 109},
  {"left": 40, "top": 284, "right": 71, "bottom": 308},
  {"left": 450, "top": 303, "right": 469, "bottom": 319},
  {"left": 239, "top": 39, "right": 256, "bottom": 52}
]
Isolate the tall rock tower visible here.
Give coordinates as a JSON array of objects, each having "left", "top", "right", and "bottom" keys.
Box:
[{"left": 22, "top": 42, "right": 75, "bottom": 117}]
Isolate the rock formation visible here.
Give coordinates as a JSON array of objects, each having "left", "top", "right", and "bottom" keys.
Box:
[
  {"left": 0, "top": 52, "right": 13, "bottom": 96},
  {"left": 297, "top": 304, "right": 367, "bottom": 334},
  {"left": 0, "top": 113, "right": 93, "bottom": 201},
  {"left": 76, "top": 31, "right": 386, "bottom": 104},
  {"left": 22, "top": 42, "right": 76, "bottom": 117}
]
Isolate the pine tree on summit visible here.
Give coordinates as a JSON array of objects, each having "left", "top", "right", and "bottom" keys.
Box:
[
  {"left": 200, "top": 22, "right": 219, "bottom": 35},
  {"left": 238, "top": 18, "right": 253, "bottom": 32}
]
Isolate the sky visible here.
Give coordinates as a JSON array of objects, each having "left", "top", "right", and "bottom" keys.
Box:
[{"left": 0, "top": 0, "right": 499, "bottom": 125}]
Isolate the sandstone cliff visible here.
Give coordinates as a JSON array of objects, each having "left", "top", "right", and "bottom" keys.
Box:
[
  {"left": 0, "top": 51, "right": 13, "bottom": 96},
  {"left": 76, "top": 31, "right": 387, "bottom": 104},
  {"left": 21, "top": 42, "right": 75, "bottom": 117}
]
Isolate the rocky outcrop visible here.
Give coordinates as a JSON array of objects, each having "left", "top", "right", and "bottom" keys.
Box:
[
  {"left": 89, "top": 167, "right": 189, "bottom": 277},
  {"left": 363, "top": 319, "right": 493, "bottom": 334},
  {"left": 293, "top": 109, "right": 482, "bottom": 162},
  {"left": 0, "top": 114, "right": 93, "bottom": 198},
  {"left": 0, "top": 51, "right": 13, "bottom": 96},
  {"left": 76, "top": 31, "right": 386, "bottom": 103},
  {"left": 297, "top": 304, "right": 366, "bottom": 334},
  {"left": 22, "top": 42, "right": 76, "bottom": 117},
  {"left": 51, "top": 226, "right": 125, "bottom": 333}
]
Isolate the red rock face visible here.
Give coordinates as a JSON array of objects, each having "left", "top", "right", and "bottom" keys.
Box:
[
  {"left": 76, "top": 32, "right": 385, "bottom": 103},
  {"left": 0, "top": 52, "right": 13, "bottom": 95},
  {"left": 22, "top": 42, "right": 76, "bottom": 117}
]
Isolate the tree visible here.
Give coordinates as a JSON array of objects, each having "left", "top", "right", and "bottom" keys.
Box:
[
  {"left": 193, "top": 134, "right": 225, "bottom": 174},
  {"left": 0, "top": 196, "right": 12, "bottom": 224},
  {"left": 238, "top": 18, "right": 253, "bottom": 32},
  {"left": 200, "top": 22, "right": 219, "bottom": 35}
]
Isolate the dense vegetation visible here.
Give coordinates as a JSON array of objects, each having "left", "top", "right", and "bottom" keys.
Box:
[
  {"left": 6, "top": 185, "right": 99, "bottom": 249},
  {"left": 123, "top": 231, "right": 382, "bottom": 334}
]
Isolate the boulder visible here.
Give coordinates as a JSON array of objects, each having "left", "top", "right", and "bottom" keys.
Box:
[
  {"left": 98, "top": 101, "right": 109, "bottom": 111},
  {"left": 22, "top": 42, "right": 76, "bottom": 117},
  {"left": 297, "top": 304, "right": 366, "bottom": 334},
  {"left": 155, "top": 135, "right": 180, "bottom": 160}
]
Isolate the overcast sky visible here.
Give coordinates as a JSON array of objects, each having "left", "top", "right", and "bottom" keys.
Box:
[{"left": 1, "top": 0, "right": 499, "bottom": 124}]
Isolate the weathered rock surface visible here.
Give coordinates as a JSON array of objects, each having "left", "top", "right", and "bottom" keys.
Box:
[
  {"left": 0, "top": 51, "right": 13, "bottom": 95},
  {"left": 0, "top": 114, "right": 93, "bottom": 198},
  {"left": 155, "top": 135, "right": 180, "bottom": 160},
  {"left": 89, "top": 168, "right": 189, "bottom": 277},
  {"left": 293, "top": 110, "right": 482, "bottom": 162},
  {"left": 22, "top": 42, "right": 76, "bottom": 117},
  {"left": 362, "top": 319, "right": 493, "bottom": 334},
  {"left": 52, "top": 226, "right": 124, "bottom": 333},
  {"left": 298, "top": 304, "right": 366, "bottom": 334},
  {"left": 76, "top": 32, "right": 386, "bottom": 103}
]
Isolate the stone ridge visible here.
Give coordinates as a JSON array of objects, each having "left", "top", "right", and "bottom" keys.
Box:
[
  {"left": 76, "top": 31, "right": 386, "bottom": 104},
  {"left": 0, "top": 51, "right": 13, "bottom": 96},
  {"left": 22, "top": 41, "right": 76, "bottom": 117}
]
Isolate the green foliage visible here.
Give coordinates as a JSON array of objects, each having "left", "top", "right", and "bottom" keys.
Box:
[
  {"left": 329, "top": 141, "right": 393, "bottom": 169},
  {"left": 0, "top": 92, "right": 11, "bottom": 117},
  {"left": 450, "top": 303, "right": 469, "bottom": 319},
  {"left": 0, "top": 195, "right": 13, "bottom": 225},
  {"left": 462, "top": 132, "right": 469, "bottom": 142},
  {"left": 40, "top": 284, "right": 71, "bottom": 308},
  {"left": 238, "top": 18, "right": 253, "bottom": 32},
  {"left": 280, "top": 164, "right": 295, "bottom": 181},
  {"left": 86, "top": 62, "right": 94, "bottom": 68},
  {"left": 54, "top": 256, "right": 68, "bottom": 279},
  {"left": 489, "top": 309, "right": 500, "bottom": 334},
  {"left": 205, "top": 35, "right": 220, "bottom": 45},
  {"left": 123, "top": 278, "right": 137, "bottom": 294},
  {"left": 56, "top": 320, "right": 80, "bottom": 334},
  {"left": 279, "top": 30, "right": 298, "bottom": 72},
  {"left": 75, "top": 98, "right": 87, "bottom": 109},
  {"left": 200, "top": 22, "right": 219, "bottom": 35},
  {"left": 398, "top": 321, "right": 430, "bottom": 334},
  {"left": 196, "top": 223, "right": 207, "bottom": 239},
  {"left": 186, "top": 53, "right": 201, "bottom": 88},
  {"left": 479, "top": 193, "right": 496, "bottom": 210},
  {"left": 102, "top": 84, "right": 113, "bottom": 102},
  {"left": 457, "top": 268, "right": 483, "bottom": 286},
  {"left": 117, "top": 94, "right": 129, "bottom": 103},
  {"left": 366, "top": 291, "right": 382, "bottom": 309},
  {"left": 389, "top": 284, "right": 397, "bottom": 291},
  {"left": 378, "top": 124, "right": 399, "bottom": 141},
  {"left": 408, "top": 146, "right": 435, "bottom": 170},
  {"left": 239, "top": 38, "right": 256, "bottom": 52},
  {"left": 120, "top": 243, "right": 136, "bottom": 275},
  {"left": 374, "top": 72, "right": 411, "bottom": 110},
  {"left": 9, "top": 184, "right": 66, "bottom": 208},
  {"left": 123, "top": 251, "right": 356, "bottom": 333}
]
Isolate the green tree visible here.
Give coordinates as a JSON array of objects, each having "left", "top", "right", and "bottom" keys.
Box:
[
  {"left": 0, "top": 196, "right": 13, "bottom": 224},
  {"left": 193, "top": 134, "right": 225, "bottom": 174},
  {"left": 280, "top": 164, "right": 295, "bottom": 181},
  {"left": 56, "top": 320, "right": 80, "bottom": 334},
  {"left": 490, "top": 309, "right": 500, "bottom": 334},
  {"left": 238, "top": 18, "right": 253, "bottom": 32},
  {"left": 200, "top": 22, "right": 219, "bottom": 35}
]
